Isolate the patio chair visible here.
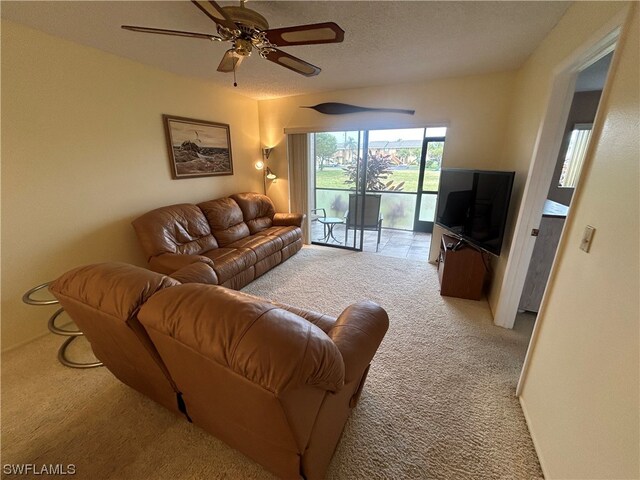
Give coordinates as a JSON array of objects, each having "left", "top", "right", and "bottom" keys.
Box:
[
  {"left": 344, "top": 194, "right": 383, "bottom": 251},
  {"left": 310, "top": 208, "right": 326, "bottom": 222}
]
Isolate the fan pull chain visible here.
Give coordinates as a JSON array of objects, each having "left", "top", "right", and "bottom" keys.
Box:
[{"left": 233, "top": 57, "right": 238, "bottom": 87}]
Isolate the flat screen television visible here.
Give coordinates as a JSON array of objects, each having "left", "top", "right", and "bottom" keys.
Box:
[{"left": 435, "top": 169, "right": 515, "bottom": 256}]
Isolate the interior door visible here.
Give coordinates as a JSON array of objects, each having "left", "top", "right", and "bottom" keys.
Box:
[{"left": 414, "top": 136, "right": 445, "bottom": 232}]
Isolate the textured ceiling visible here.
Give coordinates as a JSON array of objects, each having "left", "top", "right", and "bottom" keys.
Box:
[{"left": 2, "top": 1, "right": 571, "bottom": 100}]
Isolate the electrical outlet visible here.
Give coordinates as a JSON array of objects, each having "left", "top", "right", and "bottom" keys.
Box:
[{"left": 580, "top": 225, "right": 595, "bottom": 252}]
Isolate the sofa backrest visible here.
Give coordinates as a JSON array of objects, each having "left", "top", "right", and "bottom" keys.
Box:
[
  {"left": 138, "top": 283, "right": 345, "bottom": 461},
  {"left": 132, "top": 204, "right": 218, "bottom": 260},
  {"left": 139, "top": 283, "right": 344, "bottom": 394},
  {"left": 49, "top": 263, "right": 183, "bottom": 414},
  {"left": 198, "top": 197, "right": 250, "bottom": 246},
  {"left": 230, "top": 192, "right": 276, "bottom": 234}
]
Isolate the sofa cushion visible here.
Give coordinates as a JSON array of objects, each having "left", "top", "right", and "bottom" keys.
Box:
[
  {"left": 256, "top": 226, "right": 302, "bottom": 247},
  {"left": 230, "top": 193, "right": 276, "bottom": 234},
  {"left": 198, "top": 198, "right": 250, "bottom": 247},
  {"left": 132, "top": 204, "right": 218, "bottom": 259},
  {"left": 202, "top": 248, "right": 258, "bottom": 284},
  {"left": 226, "top": 235, "right": 284, "bottom": 261}
]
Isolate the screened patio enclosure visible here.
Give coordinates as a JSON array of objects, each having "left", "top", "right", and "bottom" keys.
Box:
[{"left": 310, "top": 127, "right": 446, "bottom": 252}]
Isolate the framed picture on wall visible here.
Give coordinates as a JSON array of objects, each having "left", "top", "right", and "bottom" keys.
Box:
[{"left": 163, "top": 115, "right": 233, "bottom": 179}]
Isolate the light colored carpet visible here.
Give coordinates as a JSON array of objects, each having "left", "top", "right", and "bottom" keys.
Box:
[{"left": 1, "top": 246, "right": 541, "bottom": 479}]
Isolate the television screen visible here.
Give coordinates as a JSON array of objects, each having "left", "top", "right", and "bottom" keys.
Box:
[{"left": 435, "top": 169, "right": 515, "bottom": 256}]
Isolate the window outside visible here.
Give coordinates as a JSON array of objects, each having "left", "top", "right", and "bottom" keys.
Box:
[{"left": 559, "top": 125, "right": 592, "bottom": 188}]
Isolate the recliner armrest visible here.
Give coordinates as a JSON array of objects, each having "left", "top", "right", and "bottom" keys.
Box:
[
  {"left": 273, "top": 213, "right": 305, "bottom": 227},
  {"left": 328, "top": 301, "right": 389, "bottom": 383},
  {"left": 149, "top": 253, "right": 215, "bottom": 276}
]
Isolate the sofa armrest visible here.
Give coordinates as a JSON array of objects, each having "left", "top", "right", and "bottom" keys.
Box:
[
  {"left": 328, "top": 301, "right": 389, "bottom": 383},
  {"left": 148, "top": 253, "right": 214, "bottom": 276},
  {"left": 273, "top": 213, "right": 305, "bottom": 227},
  {"left": 169, "top": 262, "right": 218, "bottom": 284}
]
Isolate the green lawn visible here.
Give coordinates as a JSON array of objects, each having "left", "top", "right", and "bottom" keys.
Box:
[{"left": 315, "top": 167, "right": 440, "bottom": 192}]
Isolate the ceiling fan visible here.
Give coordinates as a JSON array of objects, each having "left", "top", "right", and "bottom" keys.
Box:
[{"left": 122, "top": 0, "right": 344, "bottom": 83}]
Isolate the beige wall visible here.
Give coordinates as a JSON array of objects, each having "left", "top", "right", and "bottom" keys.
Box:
[
  {"left": 257, "top": 71, "right": 516, "bottom": 213},
  {"left": 487, "top": 1, "right": 629, "bottom": 314},
  {"left": 1, "top": 21, "right": 262, "bottom": 350},
  {"left": 520, "top": 4, "right": 639, "bottom": 478}
]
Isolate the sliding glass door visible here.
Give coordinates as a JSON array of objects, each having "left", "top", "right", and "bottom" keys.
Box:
[
  {"left": 311, "top": 130, "right": 366, "bottom": 251},
  {"left": 310, "top": 127, "right": 446, "bottom": 250}
]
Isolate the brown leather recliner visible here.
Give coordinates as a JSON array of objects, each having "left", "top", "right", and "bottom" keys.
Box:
[
  {"left": 131, "top": 193, "right": 304, "bottom": 290},
  {"left": 48, "top": 263, "right": 184, "bottom": 415},
  {"left": 49, "top": 263, "right": 389, "bottom": 480}
]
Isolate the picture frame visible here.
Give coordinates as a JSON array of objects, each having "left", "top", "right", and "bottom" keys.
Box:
[{"left": 163, "top": 114, "right": 233, "bottom": 179}]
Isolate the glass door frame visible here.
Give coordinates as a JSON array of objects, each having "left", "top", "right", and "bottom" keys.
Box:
[
  {"left": 310, "top": 130, "right": 368, "bottom": 252},
  {"left": 349, "top": 130, "right": 369, "bottom": 252},
  {"left": 413, "top": 135, "right": 445, "bottom": 233}
]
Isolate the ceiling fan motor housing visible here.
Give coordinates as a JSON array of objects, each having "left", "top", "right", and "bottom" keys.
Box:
[{"left": 223, "top": 6, "right": 269, "bottom": 31}]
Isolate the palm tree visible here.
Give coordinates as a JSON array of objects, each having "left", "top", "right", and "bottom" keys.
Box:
[{"left": 344, "top": 136, "right": 357, "bottom": 164}]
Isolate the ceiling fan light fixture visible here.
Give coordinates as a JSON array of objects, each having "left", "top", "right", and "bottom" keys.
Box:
[{"left": 234, "top": 38, "right": 253, "bottom": 57}]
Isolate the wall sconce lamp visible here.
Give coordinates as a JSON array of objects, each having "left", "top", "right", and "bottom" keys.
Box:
[
  {"left": 255, "top": 147, "right": 277, "bottom": 194},
  {"left": 265, "top": 167, "right": 277, "bottom": 180},
  {"left": 262, "top": 147, "right": 276, "bottom": 180}
]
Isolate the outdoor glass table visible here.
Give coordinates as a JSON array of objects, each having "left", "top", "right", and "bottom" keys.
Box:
[{"left": 317, "top": 217, "right": 344, "bottom": 244}]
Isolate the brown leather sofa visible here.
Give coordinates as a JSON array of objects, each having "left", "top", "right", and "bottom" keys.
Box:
[
  {"left": 50, "top": 263, "right": 389, "bottom": 480},
  {"left": 132, "top": 192, "right": 304, "bottom": 289}
]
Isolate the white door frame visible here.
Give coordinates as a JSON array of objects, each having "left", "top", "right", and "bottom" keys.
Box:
[{"left": 492, "top": 13, "right": 626, "bottom": 332}]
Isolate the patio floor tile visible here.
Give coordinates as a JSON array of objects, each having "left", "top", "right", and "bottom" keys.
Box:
[{"left": 311, "top": 225, "right": 432, "bottom": 261}]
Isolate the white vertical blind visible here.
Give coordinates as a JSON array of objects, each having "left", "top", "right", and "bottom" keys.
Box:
[{"left": 560, "top": 126, "right": 592, "bottom": 188}]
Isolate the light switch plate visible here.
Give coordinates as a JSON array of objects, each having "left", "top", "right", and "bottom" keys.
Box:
[{"left": 580, "top": 225, "right": 595, "bottom": 252}]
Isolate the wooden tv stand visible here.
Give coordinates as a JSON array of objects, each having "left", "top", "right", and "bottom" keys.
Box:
[{"left": 437, "top": 234, "right": 488, "bottom": 300}]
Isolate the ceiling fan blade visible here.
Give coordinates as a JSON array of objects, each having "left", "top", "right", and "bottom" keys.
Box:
[
  {"left": 264, "top": 49, "right": 321, "bottom": 77},
  {"left": 191, "top": 0, "right": 239, "bottom": 33},
  {"left": 217, "top": 49, "right": 244, "bottom": 73},
  {"left": 265, "top": 22, "right": 345, "bottom": 46},
  {"left": 121, "top": 25, "right": 220, "bottom": 41}
]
